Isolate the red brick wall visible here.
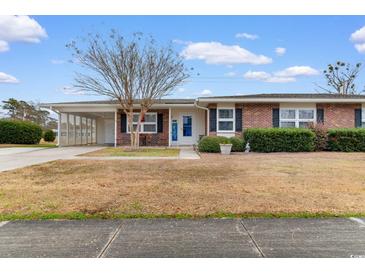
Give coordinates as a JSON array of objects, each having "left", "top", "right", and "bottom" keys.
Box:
[
  {"left": 243, "top": 103, "right": 279, "bottom": 129},
  {"left": 317, "top": 103, "right": 360, "bottom": 128},
  {"left": 116, "top": 109, "right": 169, "bottom": 146}
]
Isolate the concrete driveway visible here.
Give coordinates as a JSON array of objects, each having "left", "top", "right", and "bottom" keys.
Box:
[
  {"left": 0, "top": 218, "right": 365, "bottom": 257},
  {"left": 0, "top": 146, "right": 104, "bottom": 172}
]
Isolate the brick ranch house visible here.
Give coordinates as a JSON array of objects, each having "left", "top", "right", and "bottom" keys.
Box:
[{"left": 42, "top": 93, "right": 365, "bottom": 147}]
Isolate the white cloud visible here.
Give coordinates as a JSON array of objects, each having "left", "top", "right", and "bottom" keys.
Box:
[
  {"left": 224, "top": 71, "right": 237, "bottom": 77},
  {"left": 177, "top": 87, "right": 185, "bottom": 93},
  {"left": 354, "top": 43, "right": 365, "bottom": 53},
  {"left": 0, "top": 72, "right": 19, "bottom": 83},
  {"left": 0, "top": 40, "right": 9, "bottom": 52},
  {"left": 244, "top": 70, "right": 271, "bottom": 81},
  {"left": 350, "top": 25, "right": 365, "bottom": 43},
  {"left": 181, "top": 42, "right": 272, "bottom": 65},
  {"left": 265, "top": 76, "right": 296, "bottom": 83},
  {"left": 274, "top": 66, "right": 319, "bottom": 77},
  {"left": 200, "top": 89, "right": 212, "bottom": 96},
  {"left": 51, "top": 59, "right": 66, "bottom": 65},
  {"left": 275, "top": 47, "right": 286, "bottom": 56},
  {"left": 235, "top": 33, "right": 259, "bottom": 40},
  {"left": 61, "top": 86, "right": 86, "bottom": 95},
  {"left": 0, "top": 16, "right": 47, "bottom": 52},
  {"left": 350, "top": 25, "right": 365, "bottom": 54},
  {"left": 244, "top": 66, "right": 318, "bottom": 83}
]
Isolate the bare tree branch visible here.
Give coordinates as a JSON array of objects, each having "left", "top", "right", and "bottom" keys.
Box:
[{"left": 67, "top": 31, "right": 189, "bottom": 148}]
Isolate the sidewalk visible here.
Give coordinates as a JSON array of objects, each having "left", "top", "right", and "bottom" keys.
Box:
[{"left": 0, "top": 218, "right": 364, "bottom": 257}]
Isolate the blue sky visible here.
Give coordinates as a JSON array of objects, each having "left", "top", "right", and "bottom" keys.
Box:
[{"left": 1, "top": 16, "right": 365, "bottom": 104}]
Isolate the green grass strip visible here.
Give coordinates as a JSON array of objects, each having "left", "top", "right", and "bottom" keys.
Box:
[{"left": 1, "top": 211, "right": 365, "bottom": 221}]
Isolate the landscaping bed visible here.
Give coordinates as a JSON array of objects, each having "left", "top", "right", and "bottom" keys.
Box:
[
  {"left": 1, "top": 152, "right": 365, "bottom": 219},
  {"left": 78, "top": 147, "right": 180, "bottom": 157}
]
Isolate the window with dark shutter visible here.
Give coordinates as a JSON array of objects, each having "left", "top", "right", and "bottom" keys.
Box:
[
  {"left": 272, "top": 108, "right": 279, "bottom": 128},
  {"left": 121, "top": 113, "right": 127, "bottom": 133},
  {"left": 209, "top": 109, "right": 217, "bottom": 132},
  {"left": 355, "top": 109, "right": 362, "bottom": 128},
  {"left": 235, "top": 108, "right": 242, "bottom": 132},
  {"left": 157, "top": 113, "right": 163, "bottom": 133},
  {"left": 317, "top": 108, "right": 324, "bottom": 124}
]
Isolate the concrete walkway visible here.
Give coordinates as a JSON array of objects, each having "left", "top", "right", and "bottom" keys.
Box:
[
  {"left": 0, "top": 218, "right": 365, "bottom": 257},
  {"left": 0, "top": 146, "right": 200, "bottom": 172},
  {"left": 72, "top": 146, "right": 200, "bottom": 160},
  {"left": 0, "top": 146, "right": 104, "bottom": 172}
]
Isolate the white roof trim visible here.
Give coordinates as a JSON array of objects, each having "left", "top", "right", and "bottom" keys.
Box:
[{"left": 197, "top": 98, "right": 365, "bottom": 103}]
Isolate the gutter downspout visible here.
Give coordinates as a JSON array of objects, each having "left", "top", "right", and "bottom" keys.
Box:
[{"left": 194, "top": 99, "right": 209, "bottom": 136}]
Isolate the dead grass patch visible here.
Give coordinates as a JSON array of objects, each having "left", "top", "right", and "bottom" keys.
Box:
[
  {"left": 1, "top": 152, "right": 365, "bottom": 216},
  {"left": 79, "top": 147, "right": 180, "bottom": 157}
]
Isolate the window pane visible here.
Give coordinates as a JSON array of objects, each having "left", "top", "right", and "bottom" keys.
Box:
[
  {"left": 75, "top": 116, "right": 81, "bottom": 145},
  {"left": 68, "top": 114, "right": 75, "bottom": 145},
  {"left": 280, "top": 121, "right": 296, "bottom": 128},
  {"left": 280, "top": 109, "right": 295, "bottom": 119},
  {"left": 218, "top": 109, "right": 233, "bottom": 119},
  {"left": 183, "top": 116, "right": 192, "bottom": 136},
  {"left": 218, "top": 121, "right": 233, "bottom": 131},
  {"left": 143, "top": 124, "right": 156, "bottom": 132},
  {"left": 133, "top": 113, "right": 139, "bottom": 123},
  {"left": 60, "top": 113, "right": 68, "bottom": 145},
  {"left": 362, "top": 122, "right": 365, "bottom": 128},
  {"left": 299, "top": 121, "right": 310, "bottom": 128},
  {"left": 299, "top": 109, "right": 314, "bottom": 119},
  {"left": 144, "top": 113, "right": 156, "bottom": 123}
]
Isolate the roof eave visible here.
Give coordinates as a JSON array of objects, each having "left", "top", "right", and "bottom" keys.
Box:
[{"left": 197, "top": 97, "right": 365, "bottom": 103}]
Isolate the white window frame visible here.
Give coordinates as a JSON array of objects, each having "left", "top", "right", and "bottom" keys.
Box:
[
  {"left": 280, "top": 108, "right": 316, "bottom": 128},
  {"left": 217, "top": 107, "right": 235, "bottom": 132},
  {"left": 127, "top": 112, "right": 158, "bottom": 134},
  {"left": 362, "top": 108, "right": 365, "bottom": 128}
]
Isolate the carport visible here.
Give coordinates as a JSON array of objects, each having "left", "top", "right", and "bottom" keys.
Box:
[{"left": 41, "top": 101, "right": 118, "bottom": 147}]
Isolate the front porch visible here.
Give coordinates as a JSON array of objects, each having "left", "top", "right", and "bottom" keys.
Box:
[{"left": 56, "top": 105, "right": 208, "bottom": 147}]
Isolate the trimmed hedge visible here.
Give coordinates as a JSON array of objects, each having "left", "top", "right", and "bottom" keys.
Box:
[
  {"left": 243, "top": 128, "right": 315, "bottom": 152},
  {"left": 230, "top": 137, "right": 244, "bottom": 152},
  {"left": 198, "top": 136, "right": 230, "bottom": 153},
  {"left": 0, "top": 120, "right": 42, "bottom": 144},
  {"left": 198, "top": 136, "right": 245, "bottom": 153},
  {"left": 327, "top": 129, "right": 365, "bottom": 152},
  {"left": 43, "top": 130, "right": 56, "bottom": 142}
]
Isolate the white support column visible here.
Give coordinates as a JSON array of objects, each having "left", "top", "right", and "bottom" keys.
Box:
[
  {"left": 114, "top": 109, "right": 118, "bottom": 147},
  {"left": 57, "top": 112, "right": 61, "bottom": 147},
  {"left": 168, "top": 107, "right": 171, "bottom": 147}
]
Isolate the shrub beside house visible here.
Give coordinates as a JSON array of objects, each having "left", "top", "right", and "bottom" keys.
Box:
[
  {"left": 0, "top": 120, "right": 43, "bottom": 144},
  {"left": 198, "top": 127, "right": 365, "bottom": 153}
]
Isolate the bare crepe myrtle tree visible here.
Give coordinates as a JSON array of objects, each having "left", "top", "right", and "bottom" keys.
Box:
[
  {"left": 66, "top": 31, "right": 189, "bottom": 148},
  {"left": 316, "top": 61, "right": 363, "bottom": 95}
]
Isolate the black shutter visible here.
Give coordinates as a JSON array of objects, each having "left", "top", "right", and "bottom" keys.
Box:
[
  {"left": 157, "top": 113, "right": 163, "bottom": 133},
  {"left": 272, "top": 108, "right": 279, "bottom": 128},
  {"left": 317, "top": 108, "right": 324, "bottom": 124},
  {"left": 355, "top": 109, "right": 362, "bottom": 128},
  {"left": 235, "top": 108, "right": 242, "bottom": 132},
  {"left": 209, "top": 109, "right": 217, "bottom": 132},
  {"left": 121, "top": 113, "right": 127, "bottom": 133}
]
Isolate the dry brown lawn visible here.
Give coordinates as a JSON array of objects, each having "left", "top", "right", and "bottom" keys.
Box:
[{"left": 1, "top": 152, "right": 365, "bottom": 216}]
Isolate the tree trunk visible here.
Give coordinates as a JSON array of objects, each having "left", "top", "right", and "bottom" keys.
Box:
[{"left": 127, "top": 111, "right": 136, "bottom": 149}]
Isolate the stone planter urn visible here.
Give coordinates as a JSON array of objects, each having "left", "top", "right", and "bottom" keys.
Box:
[{"left": 219, "top": 143, "right": 232, "bottom": 155}]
